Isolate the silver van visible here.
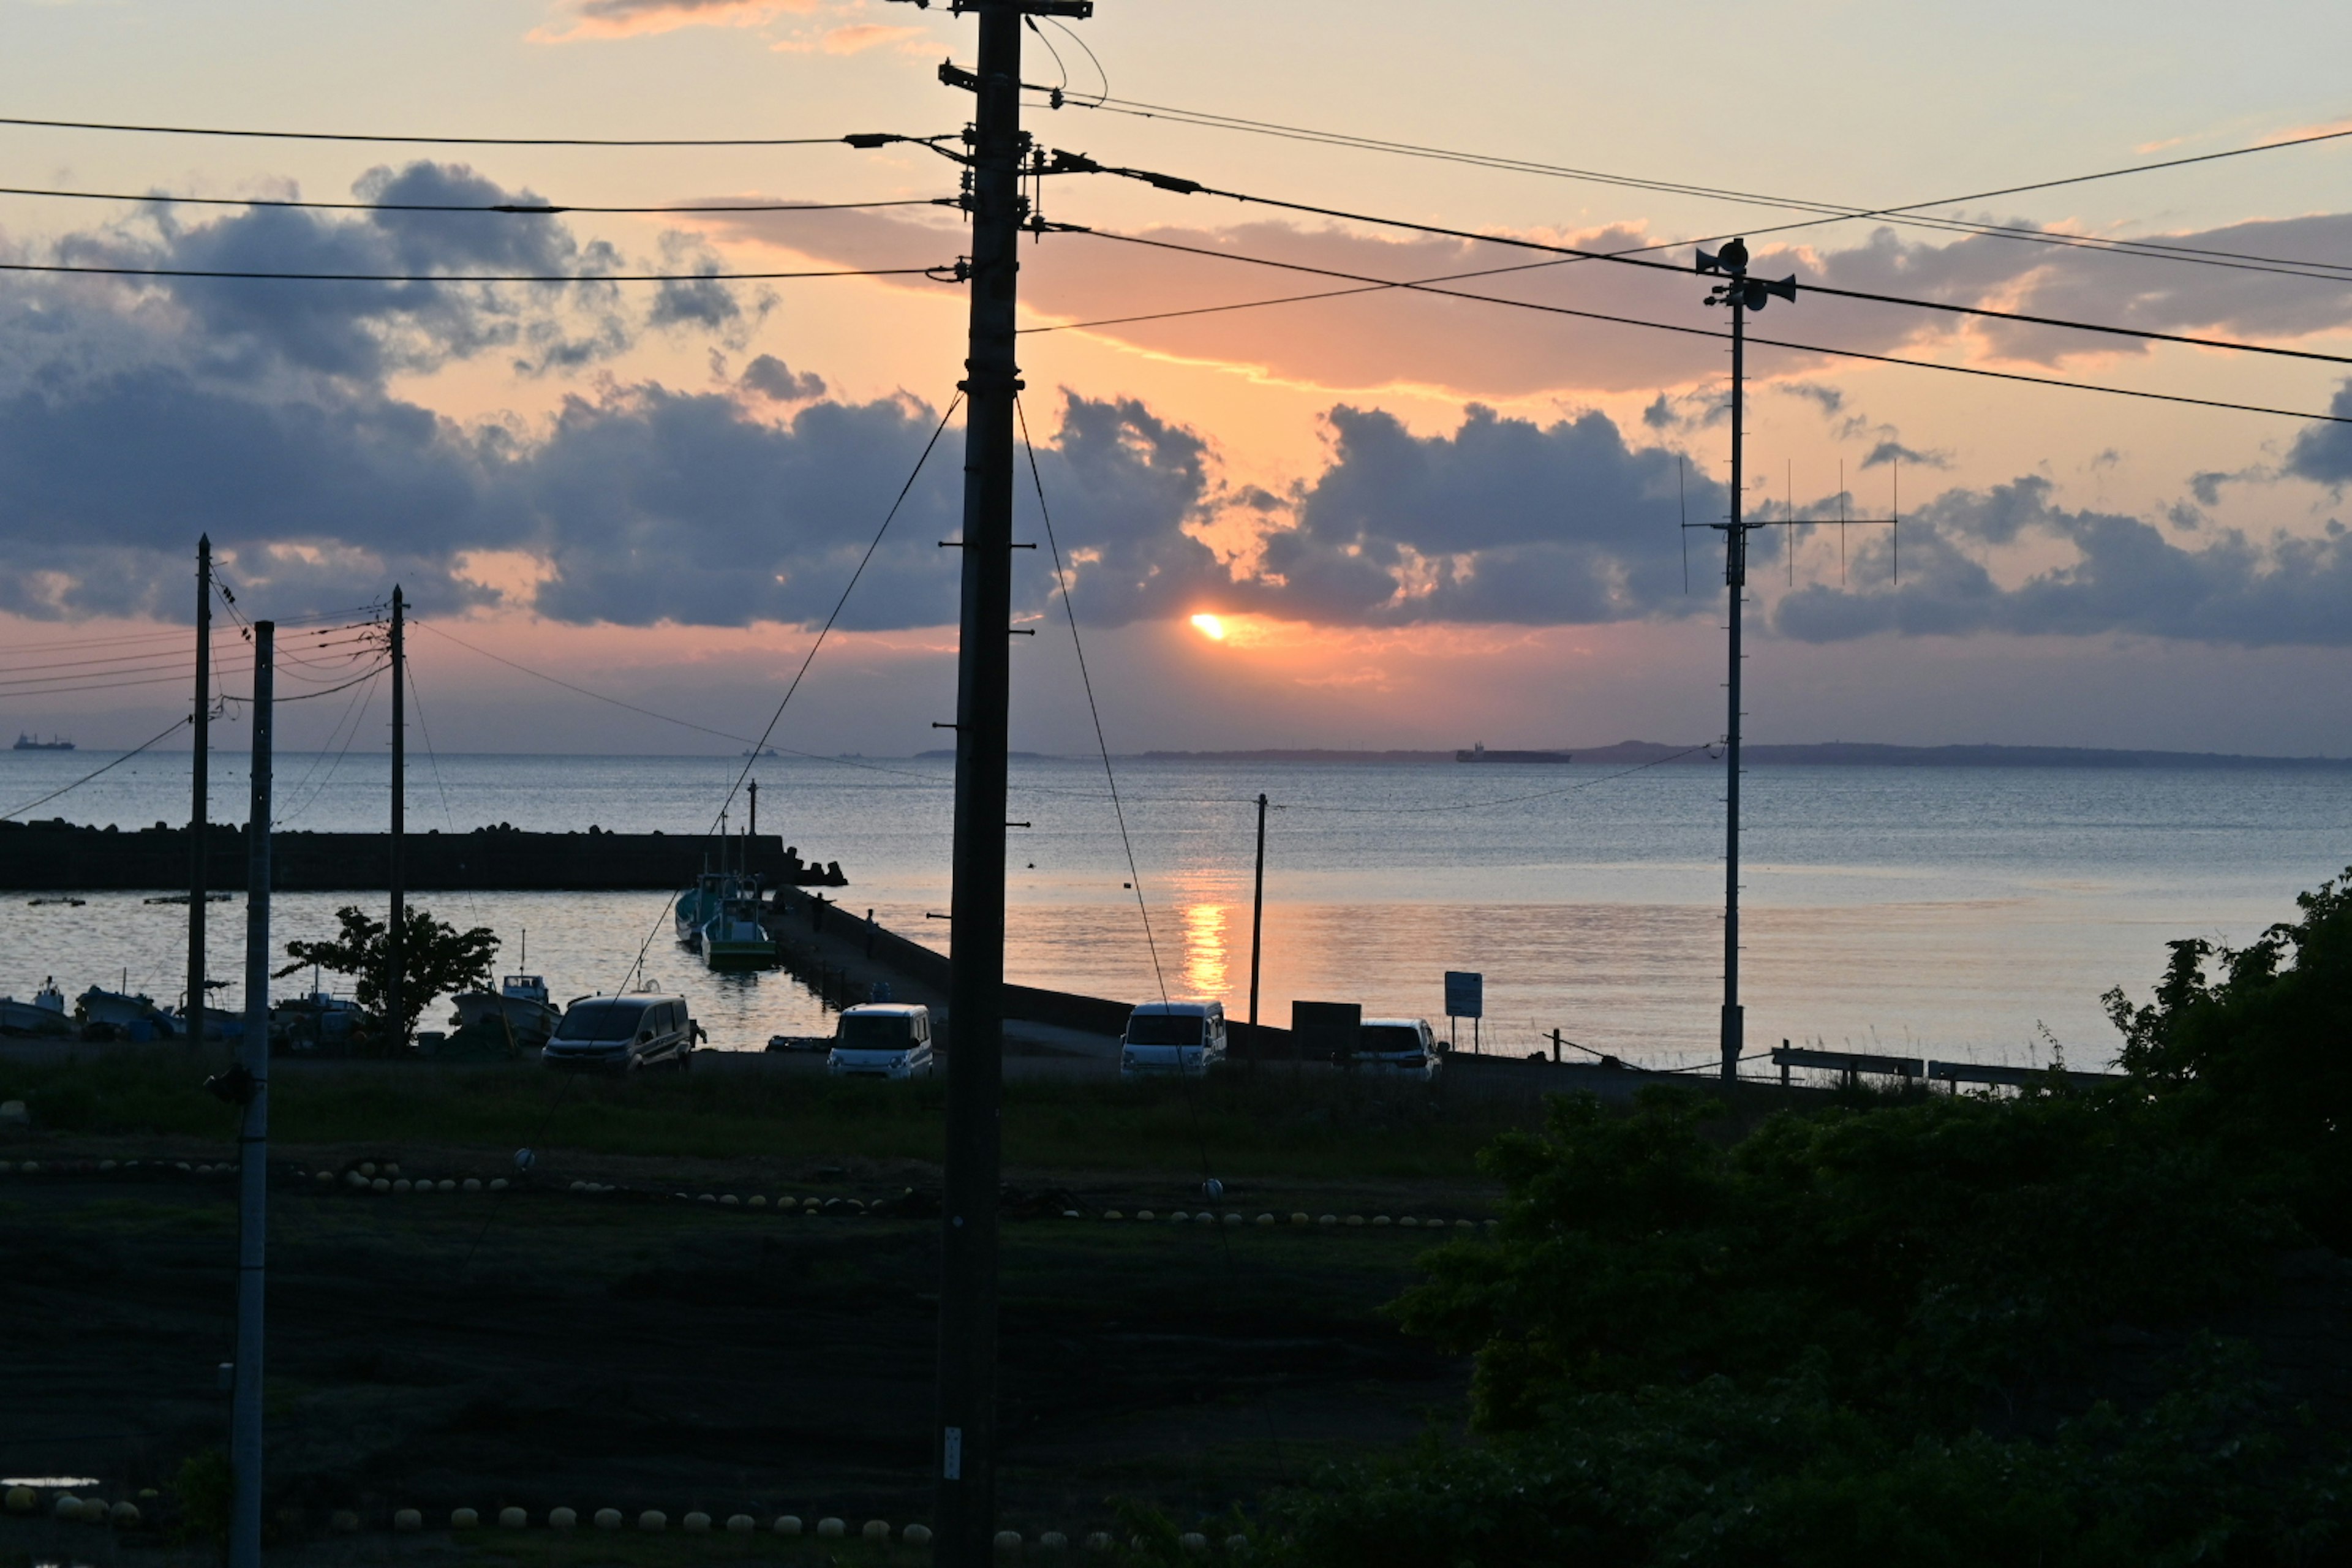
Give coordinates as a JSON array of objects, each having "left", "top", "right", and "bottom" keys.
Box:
[
  {"left": 827, "top": 1003, "right": 935, "bottom": 1080},
  {"left": 542, "top": 993, "right": 701, "bottom": 1073},
  {"left": 1118, "top": 1000, "right": 1227, "bottom": 1081}
]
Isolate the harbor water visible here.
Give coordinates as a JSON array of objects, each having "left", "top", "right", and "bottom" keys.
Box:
[{"left": 1, "top": 750, "right": 2346, "bottom": 1071}]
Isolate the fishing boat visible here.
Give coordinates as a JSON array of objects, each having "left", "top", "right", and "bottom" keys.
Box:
[
  {"left": 700, "top": 892, "right": 777, "bottom": 971},
  {"left": 271, "top": 989, "right": 364, "bottom": 1052},
  {"left": 450, "top": 973, "right": 562, "bottom": 1044},
  {"left": 674, "top": 868, "right": 741, "bottom": 949},
  {"left": 12, "top": 733, "right": 74, "bottom": 751},
  {"left": 75, "top": 985, "right": 180, "bottom": 1039},
  {"left": 0, "top": 978, "right": 71, "bottom": 1036}
]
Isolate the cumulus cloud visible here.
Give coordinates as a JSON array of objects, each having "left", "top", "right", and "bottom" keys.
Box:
[
  {"left": 740, "top": 353, "right": 826, "bottom": 401},
  {"left": 1773, "top": 476, "right": 2352, "bottom": 646},
  {"left": 2285, "top": 379, "right": 2352, "bottom": 487}
]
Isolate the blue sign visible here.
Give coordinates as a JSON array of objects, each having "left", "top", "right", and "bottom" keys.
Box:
[{"left": 1444, "top": 971, "right": 1483, "bottom": 1019}]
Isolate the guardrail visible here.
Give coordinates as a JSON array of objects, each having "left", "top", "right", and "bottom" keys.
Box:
[{"left": 1771, "top": 1044, "right": 2124, "bottom": 1092}]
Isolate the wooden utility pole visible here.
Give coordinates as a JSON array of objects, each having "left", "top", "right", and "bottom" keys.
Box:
[
  {"left": 228, "top": 620, "right": 272, "bottom": 1568},
  {"left": 387, "top": 587, "right": 405, "bottom": 1046},
  {"left": 930, "top": 1, "right": 1088, "bottom": 1560},
  {"left": 187, "top": 535, "right": 211, "bottom": 1038}
]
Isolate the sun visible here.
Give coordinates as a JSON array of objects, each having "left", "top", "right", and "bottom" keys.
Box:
[{"left": 1189, "top": 613, "right": 1228, "bottom": 641}]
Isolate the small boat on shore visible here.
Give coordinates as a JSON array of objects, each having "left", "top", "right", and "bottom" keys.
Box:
[
  {"left": 75, "top": 985, "right": 180, "bottom": 1039},
  {"left": 451, "top": 974, "right": 561, "bottom": 1044},
  {"left": 0, "top": 978, "right": 72, "bottom": 1036}
]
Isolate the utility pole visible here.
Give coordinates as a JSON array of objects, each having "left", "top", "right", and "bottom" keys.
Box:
[
  {"left": 1248, "top": 791, "right": 1267, "bottom": 1030},
  {"left": 1690, "top": 239, "right": 1891, "bottom": 1080},
  {"left": 387, "top": 587, "right": 405, "bottom": 1048},
  {"left": 748, "top": 775, "right": 759, "bottom": 839},
  {"left": 924, "top": 2, "right": 1090, "bottom": 1562},
  {"left": 228, "top": 620, "right": 273, "bottom": 1568},
  {"left": 187, "top": 535, "right": 211, "bottom": 1039}
]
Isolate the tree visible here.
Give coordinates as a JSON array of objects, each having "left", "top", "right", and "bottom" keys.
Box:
[{"left": 277, "top": 905, "right": 498, "bottom": 1046}]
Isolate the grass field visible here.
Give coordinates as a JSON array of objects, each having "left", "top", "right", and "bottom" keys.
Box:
[{"left": 0, "top": 1049, "right": 1539, "bottom": 1179}]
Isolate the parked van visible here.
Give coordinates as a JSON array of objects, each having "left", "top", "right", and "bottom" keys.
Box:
[
  {"left": 1350, "top": 1017, "right": 1442, "bottom": 1081},
  {"left": 1119, "top": 1000, "right": 1226, "bottom": 1081},
  {"left": 541, "top": 993, "right": 701, "bottom": 1073},
  {"left": 827, "top": 1003, "right": 935, "bottom": 1080}
]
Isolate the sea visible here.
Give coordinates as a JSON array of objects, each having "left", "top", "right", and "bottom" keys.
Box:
[{"left": 2, "top": 748, "right": 2346, "bottom": 1072}]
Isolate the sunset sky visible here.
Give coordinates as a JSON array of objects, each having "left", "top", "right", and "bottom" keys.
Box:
[{"left": 3, "top": 0, "right": 2351, "bottom": 755}]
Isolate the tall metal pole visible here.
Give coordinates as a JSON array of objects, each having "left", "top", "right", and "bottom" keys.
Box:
[
  {"left": 387, "top": 587, "right": 405, "bottom": 1047},
  {"left": 1721, "top": 296, "right": 1746, "bottom": 1082},
  {"left": 187, "top": 535, "right": 211, "bottom": 1038},
  {"left": 1248, "top": 792, "right": 1267, "bottom": 1030},
  {"left": 229, "top": 620, "right": 273, "bottom": 1568},
  {"left": 936, "top": 3, "right": 1026, "bottom": 1558}
]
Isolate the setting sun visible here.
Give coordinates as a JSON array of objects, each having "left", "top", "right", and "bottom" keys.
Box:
[{"left": 1189, "top": 613, "right": 1227, "bottom": 641}]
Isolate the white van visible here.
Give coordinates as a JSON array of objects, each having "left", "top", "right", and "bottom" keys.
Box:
[
  {"left": 1118, "top": 1000, "right": 1227, "bottom": 1081},
  {"left": 827, "top": 1003, "right": 935, "bottom": 1080},
  {"left": 1352, "top": 1017, "right": 1442, "bottom": 1081}
]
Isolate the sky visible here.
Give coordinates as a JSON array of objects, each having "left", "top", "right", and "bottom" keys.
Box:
[{"left": 2, "top": 0, "right": 2351, "bottom": 756}]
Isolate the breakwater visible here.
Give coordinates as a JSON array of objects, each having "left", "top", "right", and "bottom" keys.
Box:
[{"left": 0, "top": 819, "right": 848, "bottom": 892}]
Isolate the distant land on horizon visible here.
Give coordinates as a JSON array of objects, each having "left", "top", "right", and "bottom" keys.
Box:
[{"left": 1133, "top": 741, "right": 2352, "bottom": 769}]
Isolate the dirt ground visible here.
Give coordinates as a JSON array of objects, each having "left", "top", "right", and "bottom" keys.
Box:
[{"left": 0, "top": 1145, "right": 1478, "bottom": 1558}]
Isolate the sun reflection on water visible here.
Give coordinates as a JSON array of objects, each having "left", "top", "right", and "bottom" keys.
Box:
[{"left": 1180, "top": 902, "right": 1229, "bottom": 998}]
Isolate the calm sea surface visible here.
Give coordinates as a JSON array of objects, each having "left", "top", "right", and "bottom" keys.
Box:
[{"left": 2, "top": 750, "right": 2346, "bottom": 1072}]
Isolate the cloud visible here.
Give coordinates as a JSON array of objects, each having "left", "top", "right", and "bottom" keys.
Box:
[
  {"left": 699, "top": 203, "right": 2352, "bottom": 397},
  {"left": 2285, "top": 379, "right": 2352, "bottom": 487},
  {"left": 1859, "top": 439, "right": 1950, "bottom": 470},
  {"left": 531, "top": 0, "right": 812, "bottom": 42},
  {"left": 740, "top": 353, "right": 826, "bottom": 401},
  {"left": 1773, "top": 476, "right": 2352, "bottom": 647},
  {"left": 772, "top": 21, "right": 925, "bottom": 53}
]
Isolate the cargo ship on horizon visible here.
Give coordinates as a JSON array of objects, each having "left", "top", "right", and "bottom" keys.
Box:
[{"left": 1456, "top": 742, "right": 1574, "bottom": 764}]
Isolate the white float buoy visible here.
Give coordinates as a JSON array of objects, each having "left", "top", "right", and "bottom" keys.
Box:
[
  {"left": 1136, "top": 1209, "right": 1155, "bottom": 1221},
  {"left": 774, "top": 1515, "right": 803, "bottom": 1536},
  {"left": 99, "top": 1159, "right": 118, "bottom": 1172},
  {"left": 1346, "top": 1215, "right": 1365, "bottom": 1227},
  {"left": 393, "top": 1179, "right": 413, "bottom": 1194},
  {"left": 994, "top": 1529, "right": 1023, "bottom": 1550},
  {"left": 383, "top": 1163, "right": 401, "bottom": 1177},
  {"left": 489, "top": 1178, "right": 509, "bottom": 1191},
  {"left": 19, "top": 1161, "right": 37, "bottom": 1174},
  {"left": 464, "top": 1178, "right": 483, "bottom": 1193},
  {"left": 347, "top": 1172, "right": 368, "bottom": 1189},
  {"left": 1170, "top": 1212, "right": 1189, "bottom": 1224},
  {"left": 719, "top": 1195, "right": 739, "bottom": 1207},
  {"left": 359, "top": 1162, "right": 377, "bottom": 1177},
  {"left": 51, "top": 1496, "right": 81, "bottom": 1521},
  {"left": 726, "top": 1513, "right": 755, "bottom": 1534},
  {"left": 318, "top": 1173, "right": 337, "bottom": 1186},
  {"left": 1063, "top": 1210, "right": 1082, "bottom": 1219},
  {"left": 1039, "top": 1530, "right": 1069, "bottom": 1548},
  {"left": 394, "top": 1509, "right": 422, "bottom": 1532},
  {"left": 1255, "top": 1214, "right": 1275, "bottom": 1226},
  {"left": 1223, "top": 1213, "right": 1243, "bottom": 1226},
  {"left": 499, "top": 1507, "right": 527, "bottom": 1529},
  {"left": 903, "top": 1523, "right": 934, "bottom": 1545},
  {"left": 683, "top": 1511, "right": 711, "bottom": 1533},
  {"left": 569, "top": 1181, "right": 587, "bottom": 1193},
  {"left": 1317, "top": 1215, "right": 1336, "bottom": 1226},
  {"left": 1180, "top": 1532, "right": 1210, "bottom": 1553},
  {"left": 698, "top": 1194, "right": 717, "bottom": 1204},
  {"left": 549, "top": 1507, "right": 578, "bottom": 1529},
  {"left": 594, "top": 1509, "right": 623, "bottom": 1530},
  {"left": 816, "top": 1517, "right": 845, "bottom": 1539},
  {"left": 451, "top": 1507, "right": 480, "bottom": 1529},
  {"left": 862, "top": 1520, "right": 890, "bottom": 1542},
  {"left": 1454, "top": 1219, "right": 1474, "bottom": 1229},
  {"left": 1103, "top": 1210, "right": 1122, "bottom": 1221},
  {"left": 1372, "top": 1215, "right": 1391, "bottom": 1227},
  {"left": 1291, "top": 1213, "right": 1309, "bottom": 1225},
  {"left": 748, "top": 1196, "right": 768, "bottom": 1209},
  {"left": 1084, "top": 1531, "right": 1114, "bottom": 1551},
  {"left": 371, "top": 1178, "right": 391, "bottom": 1194},
  {"left": 1225, "top": 1534, "right": 1251, "bottom": 1553},
  {"left": 1399, "top": 1217, "right": 1419, "bottom": 1227},
  {"left": 437, "top": 1179, "right": 456, "bottom": 1192},
  {"left": 638, "top": 1510, "right": 666, "bottom": 1532},
  {"left": 110, "top": 1501, "right": 140, "bottom": 1525}
]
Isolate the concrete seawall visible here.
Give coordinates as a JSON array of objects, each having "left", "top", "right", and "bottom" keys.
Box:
[{"left": 0, "top": 820, "right": 845, "bottom": 892}]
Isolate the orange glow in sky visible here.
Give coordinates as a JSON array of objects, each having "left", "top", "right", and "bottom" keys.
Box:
[{"left": 1189, "top": 613, "right": 1228, "bottom": 641}]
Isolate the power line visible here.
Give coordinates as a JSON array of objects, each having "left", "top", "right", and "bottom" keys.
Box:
[
  {"left": 0, "top": 185, "right": 957, "bottom": 218},
  {"left": 1039, "top": 92, "right": 2352, "bottom": 281},
  {"left": 1068, "top": 227, "right": 2352, "bottom": 426},
  {"left": 2, "top": 259, "right": 952, "bottom": 285},
  {"left": 0, "top": 115, "right": 948, "bottom": 149},
  {"left": 1047, "top": 159, "right": 2352, "bottom": 368}
]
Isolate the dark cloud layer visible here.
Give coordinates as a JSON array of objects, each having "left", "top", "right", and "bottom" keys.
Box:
[{"left": 2, "top": 177, "right": 2346, "bottom": 651}]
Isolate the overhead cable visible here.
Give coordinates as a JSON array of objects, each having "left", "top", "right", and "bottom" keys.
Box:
[
  {"left": 0, "top": 115, "right": 948, "bottom": 149},
  {"left": 0, "top": 185, "right": 957, "bottom": 217},
  {"left": 1069, "top": 227, "right": 2352, "bottom": 426},
  {"left": 1048, "top": 159, "right": 2352, "bottom": 368},
  {"left": 2, "top": 259, "right": 952, "bottom": 285},
  {"left": 1039, "top": 93, "right": 2352, "bottom": 280}
]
